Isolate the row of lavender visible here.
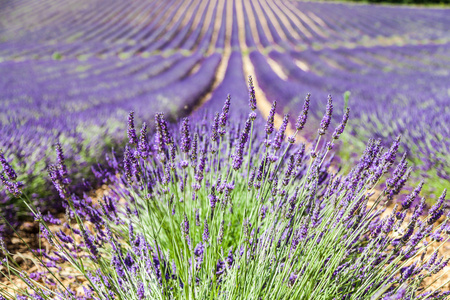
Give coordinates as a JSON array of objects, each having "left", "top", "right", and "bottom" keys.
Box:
[
  {"left": 252, "top": 43, "right": 450, "bottom": 189},
  {"left": 0, "top": 0, "right": 449, "bottom": 229},
  {"left": 1, "top": 0, "right": 447, "bottom": 58},
  {"left": 0, "top": 0, "right": 227, "bottom": 223}
]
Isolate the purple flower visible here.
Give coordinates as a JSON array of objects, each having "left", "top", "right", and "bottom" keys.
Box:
[
  {"left": 0, "top": 173, "right": 23, "bottom": 197},
  {"left": 47, "top": 164, "right": 67, "bottom": 199},
  {"left": 402, "top": 181, "right": 424, "bottom": 210},
  {"left": 180, "top": 118, "right": 191, "bottom": 154},
  {"left": 81, "top": 228, "right": 99, "bottom": 260},
  {"left": 155, "top": 112, "right": 172, "bottom": 146},
  {"left": 286, "top": 187, "right": 299, "bottom": 219},
  {"left": 195, "top": 150, "right": 207, "bottom": 182},
  {"left": 282, "top": 155, "right": 295, "bottom": 186},
  {"left": 382, "top": 205, "right": 397, "bottom": 234},
  {"left": 260, "top": 205, "right": 268, "bottom": 220},
  {"left": 295, "top": 93, "right": 311, "bottom": 131},
  {"left": 289, "top": 272, "right": 298, "bottom": 286},
  {"left": 219, "top": 95, "right": 231, "bottom": 129},
  {"left": 295, "top": 144, "right": 306, "bottom": 168},
  {"left": 273, "top": 114, "right": 289, "bottom": 151},
  {"left": 432, "top": 258, "right": 450, "bottom": 275},
  {"left": 137, "top": 122, "right": 150, "bottom": 159},
  {"left": 265, "top": 100, "right": 277, "bottom": 136},
  {"left": 181, "top": 214, "right": 190, "bottom": 242},
  {"left": 203, "top": 219, "right": 210, "bottom": 243},
  {"left": 191, "top": 134, "right": 198, "bottom": 167},
  {"left": 194, "top": 242, "right": 205, "bottom": 270},
  {"left": 382, "top": 136, "right": 401, "bottom": 170},
  {"left": 332, "top": 107, "right": 350, "bottom": 140},
  {"left": 211, "top": 113, "right": 220, "bottom": 142},
  {"left": 209, "top": 186, "right": 218, "bottom": 210},
  {"left": 169, "top": 144, "right": 176, "bottom": 168},
  {"left": 216, "top": 259, "right": 226, "bottom": 277},
  {"left": 386, "top": 153, "right": 408, "bottom": 191},
  {"left": 248, "top": 168, "right": 256, "bottom": 191},
  {"left": 123, "top": 145, "right": 133, "bottom": 181},
  {"left": 232, "top": 117, "right": 252, "bottom": 170},
  {"left": 137, "top": 281, "right": 145, "bottom": 299},
  {"left": 55, "top": 143, "right": 68, "bottom": 179},
  {"left": 387, "top": 288, "right": 406, "bottom": 300},
  {"left": 226, "top": 248, "right": 234, "bottom": 266},
  {"left": 318, "top": 95, "right": 333, "bottom": 135},
  {"left": 427, "top": 189, "right": 446, "bottom": 225},
  {"left": 127, "top": 111, "right": 138, "bottom": 145},
  {"left": 248, "top": 75, "right": 257, "bottom": 111},
  {"left": 195, "top": 208, "right": 200, "bottom": 226}
]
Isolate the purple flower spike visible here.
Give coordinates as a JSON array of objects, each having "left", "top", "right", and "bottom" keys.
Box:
[
  {"left": 194, "top": 242, "right": 205, "bottom": 269},
  {"left": 248, "top": 75, "right": 257, "bottom": 111},
  {"left": 226, "top": 248, "right": 234, "bottom": 266},
  {"left": 203, "top": 218, "right": 210, "bottom": 244},
  {"left": 195, "top": 209, "right": 200, "bottom": 226},
  {"left": 137, "top": 122, "right": 150, "bottom": 159},
  {"left": 195, "top": 150, "right": 207, "bottom": 182},
  {"left": 137, "top": 282, "right": 145, "bottom": 300},
  {"left": 180, "top": 118, "right": 191, "bottom": 154},
  {"left": 248, "top": 168, "right": 256, "bottom": 191},
  {"left": 383, "top": 136, "right": 401, "bottom": 169},
  {"left": 427, "top": 189, "right": 447, "bottom": 225},
  {"left": 283, "top": 155, "right": 295, "bottom": 186},
  {"left": 332, "top": 107, "right": 350, "bottom": 140},
  {"left": 265, "top": 100, "right": 277, "bottom": 136},
  {"left": 81, "top": 228, "right": 99, "bottom": 260},
  {"left": 295, "top": 93, "right": 311, "bottom": 131},
  {"left": 127, "top": 111, "right": 138, "bottom": 145},
  {"left": 219, "top": 95, "right": 231, "bottom": 129},
  {"left": 273, "top": 114, "right": 289, "bottom": 151},
  {"left": 318, "top": 95, "right": 333, "bottom": 135},
  {"left": 232, "top": 117, "right": 252, "bottom": 170},
  {"left": 289, "top": 273, "right": 298, "bottom": 286},
  {"left": 295, "top": 144, "right": 306, "bottom": 167},
  {"left": 181, "top": 213, "right": 190, "bottom": 238},
  {"left": 55, "top": 143, "right": 67, "bottom": 178},
  {"left": 0, "top": 152, "right": 17, "bottom": 181},
  {"left": 0, "top": 173, "right": 23, "bottom": 197},
  {"left": 155, "top": 112, "right": 173, "bottom": 146},
  {"left": 209, "top": 186, "right": 218, "bottom": 210},
  {"left": 382, "top": 204, "right": 397, "bottom": 234},
  {"left": 123, "top": 145, "right": 133, "bottom": 180},
  {"left": 211, "top": 113, "right": 220, "bottom": 142},
  {"left": 191, "top": 134, "right": 198, "bottom": 167}
]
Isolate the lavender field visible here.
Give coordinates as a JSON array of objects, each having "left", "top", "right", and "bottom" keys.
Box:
[
  {"left": 1, "top": 0, "right": 448, "bottom": 201},
  {"left": 1, "top": 0, "right": 450, "bottom": 298}
]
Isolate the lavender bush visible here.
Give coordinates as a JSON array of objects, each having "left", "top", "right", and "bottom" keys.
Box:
[{"left": 1, "top": 89, "right": 449, "bottom": 299}]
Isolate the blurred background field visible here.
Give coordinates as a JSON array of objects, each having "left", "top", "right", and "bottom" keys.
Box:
[{"left": 0, "top": 0, "right": 449, "bottom": 230}]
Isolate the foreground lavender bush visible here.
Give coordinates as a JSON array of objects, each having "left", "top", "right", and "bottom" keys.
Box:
[{"left": 1, "top": 89, "right": 449, "bottom": 299}]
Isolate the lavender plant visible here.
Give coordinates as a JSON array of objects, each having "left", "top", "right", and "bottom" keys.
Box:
[{"left": 1, "top": 88, "right": 450, "bottom": 299}]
